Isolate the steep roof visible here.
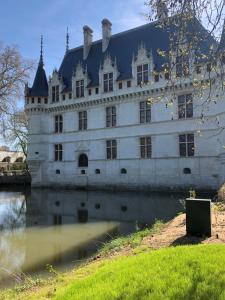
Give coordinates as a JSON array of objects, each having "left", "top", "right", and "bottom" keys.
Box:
[
  {"left": 59, "top": 16, "right": 217, "bottom": 91},
  {"left": 28, "top": 63, "right": 48, "bottom": 97},
  {"left": 28, "top": 42, "right": 49, "bottom": 98}
]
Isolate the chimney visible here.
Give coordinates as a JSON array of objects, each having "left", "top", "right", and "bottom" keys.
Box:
[
  {"left": 156, "top": 0, "right": 168, "bottom": 21},
  {"left": 83, "top": 25, "right": 93, "bottom": 60},
  {"left": 102, "top": 19, "right": 112, "bottom": 52}
]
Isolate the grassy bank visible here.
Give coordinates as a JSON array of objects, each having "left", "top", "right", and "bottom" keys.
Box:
[{"left": 1, "top": 222, "right": 225, "bottom": 299}]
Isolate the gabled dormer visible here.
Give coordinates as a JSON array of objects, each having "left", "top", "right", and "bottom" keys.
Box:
[
  {"left": 49, "top": 69, "right": 65, "bottom": 103},
  {"left": 72, "top": 61, "right": 90, "bottom": 99},
  {"left": 99, "top": 54, "right": 119, "bottom": 94},
  {"left": 132, "top": 43, "right": 153, "bottom": 87}
]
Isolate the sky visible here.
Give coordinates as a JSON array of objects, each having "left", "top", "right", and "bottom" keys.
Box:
[{"left": 0, "top": 0, "right": 148, "bottom": 81}]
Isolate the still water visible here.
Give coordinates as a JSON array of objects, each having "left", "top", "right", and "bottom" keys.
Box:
[{"left": 0, "top": 188, "right": 185, "bottom": 287}]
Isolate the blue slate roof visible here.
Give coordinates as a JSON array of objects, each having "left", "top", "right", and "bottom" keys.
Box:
[
  {"left": 28, "top": 59, "right": 48, "bottom": 97},
  {"left": 59, "top": 17, "right": 217, "bottom": 91}
]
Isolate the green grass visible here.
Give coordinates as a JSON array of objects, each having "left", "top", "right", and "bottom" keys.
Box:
[
  {"left": 100, "top": 220, "right": 164, "bottom": 254},
  {"left": 54, "top": 244, "right": 225, "bottom": 300}
]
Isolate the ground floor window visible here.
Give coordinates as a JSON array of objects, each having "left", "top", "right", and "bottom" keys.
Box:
[
  {"left": 140, "top": 137, "right": 152, "bottom": 158},
  {"left": 179, "top": 134, "right": 194, "bottom": 157},
  {"left": 106, "top": 140, "right": 117, "bottom": 159},
  {"left": 54, "top": 144, "right": 63, "bottom": 161}
]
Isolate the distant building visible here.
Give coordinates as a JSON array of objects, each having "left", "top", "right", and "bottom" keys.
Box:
[
  {"left": 0, "top": 149, "right": 25, "bottom": 171},
  {"left": 25, "top": 5, "right": 225, "bottom": 191}
]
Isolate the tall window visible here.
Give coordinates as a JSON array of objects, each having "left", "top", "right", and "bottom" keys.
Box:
[
  {"left": 55, "top": 115, "right": 63, "bottom": 133},
  {"left": 54, "top": 144, "right": 63, "bottom": 161},
  {"left": 176, "top": 55, "right": 189, "bottom": 77},
  {"left": 140, "top": 101, "right": 151, "bottom": 123},
  {"left": 140, "top": 137, "right": 152, "bottom": 158},
  {"left": 103, "top": 73, "right": 113, "bottom": 93},
  {"left": 52, "top": 85, "right": 59, "bottom": 102},
  {"left": 76, "top": 80, "right": 84, "bottom": 98},
  {"left": 178, "top": 94, "right": 193, "bottom": 119},
  {"left": 106, "top": 140, "right": 117, "bottom": 159},
  {"left": 106, "top": 106, "right": 116, "bottom": 127},
  {"left": 137, "top": 64, "right": 148, "bottom": 85},
  {"left": 179, "top": 134, "right": 194, "bottom": 157},
  {"left": 79, "top": 111, "right": 87, "bottom": 130}
]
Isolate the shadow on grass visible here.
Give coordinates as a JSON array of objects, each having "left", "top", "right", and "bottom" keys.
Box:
[{"left": 171, "top": 235, "right": 206, "bottom": 246}]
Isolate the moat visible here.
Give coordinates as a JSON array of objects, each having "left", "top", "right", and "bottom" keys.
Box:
[{"left": 0, "top": 187, "right": 188, "bottom": 287}]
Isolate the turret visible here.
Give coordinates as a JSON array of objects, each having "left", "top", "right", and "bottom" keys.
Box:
[{"left": 25, "top": 36, "right": 49, "bottom": 106}]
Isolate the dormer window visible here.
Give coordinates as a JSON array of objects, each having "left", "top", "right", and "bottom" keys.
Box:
[
  {"left": 76, "top": 80, "right": 84, "bottom": 98},
  {"left": 137, "top": 64, "right": 148, "bottom": 85},
  {"left": 103, "top": 72, "right": 113, "bottom": 93},
  {"left": 176, "top": 55, "right": 189, "bottom": 77},
  {"left": 52, "top": 85, "right": 59, "bottom": 102}
]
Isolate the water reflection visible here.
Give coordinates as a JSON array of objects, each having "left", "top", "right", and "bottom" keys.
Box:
[{"left": 0, "top": 188, "right": 184, "bottom": 287}]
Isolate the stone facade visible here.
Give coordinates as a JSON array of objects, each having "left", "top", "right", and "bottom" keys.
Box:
[{"left": 25, "top": 16, "right": 225, "bottom": 191}]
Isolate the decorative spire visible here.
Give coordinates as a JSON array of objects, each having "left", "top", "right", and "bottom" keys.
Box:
[
  {"left": 66, "top": 27, "right": 69, "bottom": 53},
  {"left": 39, "top": 35, "right": 44, "bottom": 67}
]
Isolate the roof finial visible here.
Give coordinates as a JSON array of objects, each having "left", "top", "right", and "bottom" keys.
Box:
[
  {"left": 40, "top": 35, "right": 44, "bottom": 67},
  {"left": 66, "top": 27, "right": 69, "bottom": 53}
]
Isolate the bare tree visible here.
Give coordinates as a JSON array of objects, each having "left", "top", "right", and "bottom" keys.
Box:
[
  {"left": 4, "top": 110, "right": 28, "bottom": 158},
  {"left": 0, "top": 43, "right": 33, "bottom": 116}
]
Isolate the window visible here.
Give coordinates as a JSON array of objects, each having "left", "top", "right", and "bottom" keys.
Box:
[
  {"left": 106, "top": 106, "right": 116, "bottom": 127},
  {"left": 176, "top": 55, "right": 189, "bottom": 77},
  {"left": 137, "top": 64, "right": 148, "bottom": 85},
  {"left": 62, "top": 94, "right": 66, "bottom": 100},
  {"left": 53, "top": 214, "right": 62, "bottom": 225},
  {"left": 56, "top": 169, "right": 60, "bottom": 174},
  {"left": 196, "top": 65, "right": 201, "bottom": 74},
  {"left": 54, "top": 144, "right": 63, "bottom": 161},
  {"left": 95, "top": 169, "right": 101, "bottom": 174},
  {"left": 154, "top": 74, "right": 159, "bottom": 82},
  {"left": 183, "top": 168, "right": 191, "bottom": 174},
  {"left": 52, "top": 85, "right": 59, "bottom": 102},
  {"left": 178, "top": 94, "right": 193, "bottom": 119},
  {"left": 44, "top": 98, "right": 48, "bottom": 104},
  {"left": 76, "top": 80, "right": 84, "bottom": 98},
  {"left": 69, "top": 93, "right": 72, "bottom": 99},
  {"left": 140, "top": 101, "right": 151, "bottom": 123},
  {"left": 118, "top": 82, "right": 122, "bottom": 89},
  {"left": 88, "top": 89, "right": 92, "bottom": 96},
  {"left": 165, "top": 71, "right": 170, "bottom": 80},
  {"left": 140, "top": 137, "right": 152, "bottom": 159},
  {"left": 127, "top": 80, "right": 131, "bottom": 88},
  {"left": 106, "top": 140, "right": 117, "bottom": 159},
  {"left": 95, "top": 87, "right": 99, "bottom": 94},
  {"left": 121, "top": 168, "right": 127, "bottom": 174},
  {"left": 27, "top": 98, "right": 29, "bottom": 105},
  {"left": 179, "top": 134, "right": 194, "bottom": 157},
  {"left": 79, "top": 111, "right": 87, "bottom": 130},
  {"left": 78, "top": 154, "right": 88, "bottom": 167},
  {"left": 38, "top": 98, "right": 41, "bottom": 104},
  {"left": 32, "top": 98, "right": 35, "bottom": 104},
  {"left": 207, "top": 63, "right": 212, "bottom": 72},
  {"left": 103, "top": 72, "right": 113, "bottom": 93},
  {"left": 55, "top": 115, "right": 63, "bottom": 133}
]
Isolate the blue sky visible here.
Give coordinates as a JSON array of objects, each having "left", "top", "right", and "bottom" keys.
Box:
[{"left": 0, "top": 0, "right": 147, "bottom": 80}]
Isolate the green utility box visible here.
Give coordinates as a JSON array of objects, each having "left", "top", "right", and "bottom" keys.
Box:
[{"left": 186, "top": 198, "right": 211, "bottom": 237}]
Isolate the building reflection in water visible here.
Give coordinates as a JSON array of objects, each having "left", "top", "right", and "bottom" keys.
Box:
[{"left": 0, "top": 188, "right": 184, "bottom": 286}]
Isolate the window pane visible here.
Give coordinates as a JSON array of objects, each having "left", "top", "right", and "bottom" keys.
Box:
[
  {"left": 180, "top": 143, "right": 186, "bottom": 157},
  {"left": 187, "top": 134, "right": 194, "bottom": 142},
  {"left": 188, "top": 143, "right": 194, "bottom": 156},
  {"left": 179, "top": 135, "right": 186, "bottom": 143},
  {"left": 146, "top": 110, "right": 151, "bottom": 122}
]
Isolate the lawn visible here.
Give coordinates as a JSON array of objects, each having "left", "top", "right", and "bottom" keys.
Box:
[{"left": 53, "top": 244, "right": 225, "bottom": 300}]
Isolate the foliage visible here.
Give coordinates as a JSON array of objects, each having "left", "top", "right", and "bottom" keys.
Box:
[{"left": 100, "top": 220, "right": 164, "bottom": 254}]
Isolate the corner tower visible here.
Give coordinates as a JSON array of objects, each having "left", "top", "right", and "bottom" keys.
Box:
[{"left": 25, "top": 36, "right": 49, "bottom": 186}]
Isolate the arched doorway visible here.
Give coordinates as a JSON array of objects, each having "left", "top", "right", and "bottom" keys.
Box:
[{"left": 78, "top": 153, "right": 88, "bottom": 168}]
